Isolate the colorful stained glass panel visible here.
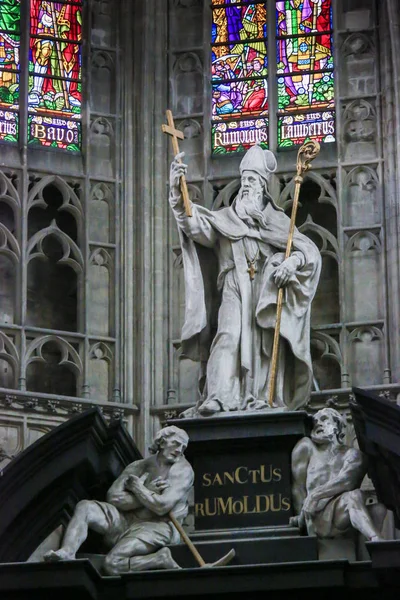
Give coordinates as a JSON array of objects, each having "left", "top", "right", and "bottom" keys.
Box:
[
  {"left": 0, "top": 0, "right": 20, "bottom": 116},
  {"left": 0, "top": 108, "right": 18, "bottom": 141},
  {"left": 212, "top": 116, "right": 268, "bottom": 155},
  {"left": 278, "top": 110, "right": 335, "bottom": 148},
  {"left": 213, "top": 78, "right": 268, "bottom": 120},
  {"left": 212, "top": 2, "right": 267, "bottom": 45},
  {"left": 277, "top": 34, "right": 333, "bottom": 74},
  {"left": 0, "top": 0, "right": 21, "bottom": 34},
  {"left": 29, "top": 1, "right": 82, "bottom": 151},
  {"left": 28, "top": 113, "right": 81, "bottom": 150},
  {"left": 29, "top": 1, "right": 82, "bottom": 81},
  {"left": 30, "top": 1, "right": 82, "bottom": 41},
  {"left": 212, "top": 43, "right": 267, "bottom": 82},
  {"left": 276, "top": 0, "right": 332, "bottom": 37},
  {"left": 0, "top": 70, "right": 18, "bottom": 106},
  {"left": 0, "top": 32, "right": 20, "bottom": 70},
  {"left": 28, "top": 74, "right": 81, "bottom": 116},
  {"left": 277, "top": 70, "right": 334, "bottom": 112}
]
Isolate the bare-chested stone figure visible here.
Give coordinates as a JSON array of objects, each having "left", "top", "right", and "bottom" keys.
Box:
[
  {"left": 44, "top": 425, "right": 194, "bottom": 573},
  {"left": 290, "top": 407, "right": 383, "bottom": 541}
]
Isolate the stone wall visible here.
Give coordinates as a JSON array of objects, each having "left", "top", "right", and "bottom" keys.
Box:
[{"left": 0, "top": 0, "right": 400, "bottom": 461}]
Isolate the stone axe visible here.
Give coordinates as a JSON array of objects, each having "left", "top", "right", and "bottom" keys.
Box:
[{"left": 169, "top": 512, "right": 235, "bottom": 568}]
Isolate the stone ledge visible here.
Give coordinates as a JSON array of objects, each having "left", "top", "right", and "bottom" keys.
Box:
[
  {"left": 0, "top": 558, "right": 390, "bottom": 600},
  {"left": 0, "top": 387, "right": 139, "bottom": 420}
]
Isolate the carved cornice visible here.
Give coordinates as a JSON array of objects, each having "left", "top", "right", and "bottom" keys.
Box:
[
  {"left": 0, "top": 389, "right": 139, "bottom": 421},
  {"left": 151, "top": 385, "right": 400, "bottom": 425}
]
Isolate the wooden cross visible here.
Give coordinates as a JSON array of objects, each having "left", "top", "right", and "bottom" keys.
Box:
[
  {"left": 162, "top": 109, "right": 192, "bottom": 217},
  {"left": 247, "top": 260, "right": 258, "bottom": 281}
]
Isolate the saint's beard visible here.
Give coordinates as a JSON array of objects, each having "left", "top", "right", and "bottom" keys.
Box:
[{"left": 235, "top": 187, "right": 267, "bottom": 228}]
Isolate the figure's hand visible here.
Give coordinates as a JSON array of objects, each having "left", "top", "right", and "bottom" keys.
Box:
[
  {"left": 125, "top": 472, "right": 149, "bottom": 493},
  {"left": 289, "top": 515, "right": 300, "bottom": 527},
  {"left": 148, "top": 476, "right": 170, "bottom": 494},
  {"left": 302, "top": 491, "right": 324, "bottom": 516},
  {"left": 273, "top": 255, "right": 300, "bottom": 288},
  {"left": 170, "top": 152, "right": 187, "bottom": 194},
  {"left": 289, "top": 511, "right": 306, "bottom": 531}
]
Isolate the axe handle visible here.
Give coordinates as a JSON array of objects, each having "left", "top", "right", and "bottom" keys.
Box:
[{"left": 169, "top": 511, "right": 206, "bottom": 567}]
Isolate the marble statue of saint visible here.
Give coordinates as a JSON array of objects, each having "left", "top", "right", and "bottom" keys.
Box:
[
  {"left": 290, "top": 407, "right": 383, "bottom": 541},
  {"left": 44, "top": 425, "right": 194, "bottom": 574},
  {"left": 169, "top": 144, "right": 321, "bottom": 416}
]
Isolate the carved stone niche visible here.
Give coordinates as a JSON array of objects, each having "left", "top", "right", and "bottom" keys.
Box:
[
  {"left": 344, "top": 166, "right": 381, "bottom": 228},
  {"left": 348, "top": 326, "right": 384, "bottom": 387},
  {"left": 89, "top": 182, "right": 114, "bottom": 244},
  {"left": 170, "top": 0, "right": 203, "bottom": 49},
  {"left": 89, "top": 118, "right": 115, "bottom": 178},
  {"left": 340, "top": 33, "right": 376, "bottom": 97},
  {"left": 91, "top": 0, "right": 114, "bottom": 48},
  {"left": 342, "top": 99, "right": 377, "bottom": 162},
  {"left": 88, "top": 248, "right": 113, "bottom": 337},
  {"left": 91, "top": 51, "right": 116, "bottom": 115},
  {"left": 88, "top": 342, "right": 113, "bottom": 402},
  {"left": 176, "top": 119, "right": 203, "bottom": 180},
  {"left": 171, "top": 52, "right": 203, "bottom": 116},
  {"left": 345, "top": 231, "right": 383, "bottom": 323}
]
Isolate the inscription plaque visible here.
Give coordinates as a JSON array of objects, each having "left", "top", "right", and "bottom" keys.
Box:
[
  {"left": 194, "top": 448, "right": 292, "bottom": 530},
  {"left": 169, "top": 412, "right": 310, "bottom": 532}
]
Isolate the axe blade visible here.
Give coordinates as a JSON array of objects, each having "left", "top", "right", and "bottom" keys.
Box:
[{"left": 202, "top": 548, "right": 235, "bottom": 568}]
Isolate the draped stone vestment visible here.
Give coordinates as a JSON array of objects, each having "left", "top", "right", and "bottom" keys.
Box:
[{"left": 171, "top": 194, "right": 321, "bottom": 411}]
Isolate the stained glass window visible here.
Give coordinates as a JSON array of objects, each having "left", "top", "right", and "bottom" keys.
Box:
[
  {"left": 211, "top": 0, "right": 335, "bottom": 155},
  {"left": 276, "top": 0, "right": 334, "bottom": 148},
  {"left": 28, "top": 0, "right": 82, "bottom": 150},
  {"left": 211, "top": 1, "right": 269, "bottom": 155},
  {"left": 0, "top": 0, "right": 82, "bottom": 151},
  {"left": 0, "top": 0, "right": 21, "bottom": 143}
]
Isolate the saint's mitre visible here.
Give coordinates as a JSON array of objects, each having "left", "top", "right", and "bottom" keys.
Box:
[{"left": 239, "top": 144, "right": 277, "bottom": 183}]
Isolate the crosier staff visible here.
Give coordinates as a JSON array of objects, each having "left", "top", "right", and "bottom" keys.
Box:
[{"left": 268, "top": 139, "right": 320, "bottom": 407}]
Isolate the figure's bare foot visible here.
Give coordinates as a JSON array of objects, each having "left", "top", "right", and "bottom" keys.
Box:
[
  {"left": 158, "top": 548, "right": 181, "bottom": 570},
  {"left": 370, "top": 535, "right": 384, "bottom": 542},
  {"left": 44, "top": 548, "right": 75, "bottom": 562},
  {"left": 197, "top": 399, "right": 221, "bottom": 415}
]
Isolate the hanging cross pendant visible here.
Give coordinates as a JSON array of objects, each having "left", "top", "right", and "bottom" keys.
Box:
[{"left": 247, "top": 260, "right": 257, "bottom": 281}]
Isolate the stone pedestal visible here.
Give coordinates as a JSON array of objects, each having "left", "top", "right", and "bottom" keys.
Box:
[
  {"left": 168, "top": 411, "right": 316, "bottom": 566},
  {"left": 170, "top": 411, "right": 311, "bottom": 533}
]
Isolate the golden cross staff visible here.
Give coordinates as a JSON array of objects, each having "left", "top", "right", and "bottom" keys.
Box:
[
  {"left": 162, "top": 110, "right": 192, "bottom": 217},
  {"left": 268, "top": 139, "right": 320, "bottom": 407}
]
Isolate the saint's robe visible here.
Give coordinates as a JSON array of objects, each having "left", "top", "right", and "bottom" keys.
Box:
[{"left": 170, "top": 192, "right": 321, "bottom": 411}]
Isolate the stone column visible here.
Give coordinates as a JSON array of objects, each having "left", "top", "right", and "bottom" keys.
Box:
[
  {"left": 125, "top": 0, "right": 169, "bottom": 452},
  {"left": 381, "top": 0, "right": 400, "bottom": 384}
]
